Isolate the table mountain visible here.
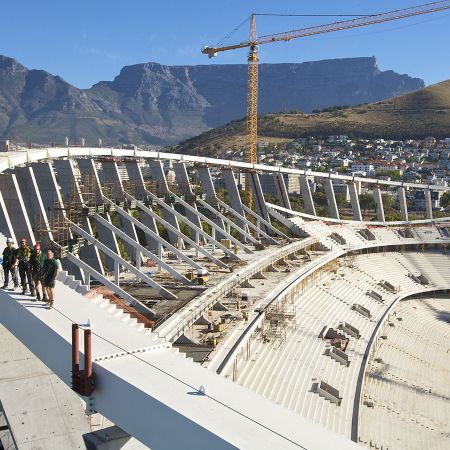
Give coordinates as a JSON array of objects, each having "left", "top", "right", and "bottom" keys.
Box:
[{"left": 0, "top": 55, "right": 424, "bottom": 146}]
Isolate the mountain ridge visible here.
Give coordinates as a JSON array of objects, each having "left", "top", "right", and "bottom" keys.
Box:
[{"left": 0, "top": 54, "right": 425, "bottom": 145}]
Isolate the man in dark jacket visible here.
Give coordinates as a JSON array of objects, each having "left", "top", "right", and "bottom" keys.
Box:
[
  {"left": 29, "top": 243, "right": 47, "bottom": 302},
  {"left": 16, "top": 238, "right": 34, "bottom": 296},
  {"left": 42, "top": 249, "right": 58, "bottom": 308},
  {"left": 2, "top": 238, "right": 18, "bottom": 289}
]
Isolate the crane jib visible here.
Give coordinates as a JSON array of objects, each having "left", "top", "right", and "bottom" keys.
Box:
[
  {"left": 200, "top": 0, "right": 450, "bottom": 208},
  {"left": 203, "top": 1, "right": 450, "bottom": 54}
]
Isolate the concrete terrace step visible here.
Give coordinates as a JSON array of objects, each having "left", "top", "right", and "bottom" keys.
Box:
[{"left": 82, "top": 288, "right": 157, "bottom": 338}]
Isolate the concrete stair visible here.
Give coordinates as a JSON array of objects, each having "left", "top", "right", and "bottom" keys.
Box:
[{"left": 57, "top": 270, "right": 158, "bottom": 340}]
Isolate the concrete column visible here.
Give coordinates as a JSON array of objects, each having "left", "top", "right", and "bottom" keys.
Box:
[
  {"left": 197, "top": 167, "right": 218, "bottom": 205},
  {"left": 15, "top": 166, "right": 53, "bottom": 246},
  {"left": 30, "top": 162, "right": 65, "bottom": 220},
  {"left": 79, "top": 217, "right": 104, "bottom": 276},
  {"left": 0, "top": 189, "right": 16, "bottom": 243},
  {"left": 398, "top": 187, "right": 409, "bottom": 222},
  {"left": 248, "top": 172, "right": 271, "bottom": 234},
  {"left": 53, "top": 159, "right": 83, "bottom": 205},
  {"left": 31, "top": 163, "right": 85, "bottom": 280},
  {"left": 76, "top": 159, "right": 121, "bottom": 270},
  {"left": 0, "top": 173, "right": 35, "bottom": 244},
  {"left": 76, "top": 159, "right": 104, "bottom": 204},
  {"left": 123, "top": 161, "right": 161, "bottom": 251},
  {"left": 148, "top": 160, "right": 170, "bottom": 195},
  {"left": 148, "top": 160, "right": 183, "bottom": 247},
  {"left": 172, "top": 162, "right": 205, "bottom": 241},
  {"left": 424, "top": 190, "right": 433, "bottom": 220},
  {"left": 222, "top": 169, "right": 247, "bottom": 232},
  {"left": 53, "top": 159, "right": 104, "bottom": 275},
  {"left": 124, "top": 160, "right": 147, "bottom": 200},
  {"left": 373, "top": 187, "right": 385, "bottom": 223},
  {"left": 114, "top": 259, "right": 120, "bottom": 285},
  {"left": 299, "top": 175, "right": 316, "bottom": 216},
  {"left": 324, "top": 179, "right": 340, "bottom": 220},
  {"left": 348, "top": 182, "right": 362, "bottom": 221},
  {"left": 197, "top": 167, "right": 226, "bottom": 239},
  {"left": 100, "top": 161, "right": 125, "bottom": 201},
  {"left": 272, "top": 173, "right": 291, "bottom": 210},
  {"left": 95, "top": 212, "right": 121, "bottom": 273},
  {"left": 137, "top": 208, "right": 161, "bottom": 253},
  {"left": 101, "top": 161, "right": 140, "bottom": 262},
  {"left": 172, "top": 162, "right": 194, "bottom": 196}
]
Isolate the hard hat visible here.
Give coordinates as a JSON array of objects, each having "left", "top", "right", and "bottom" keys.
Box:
[{"left": 6, "top": 238, "right": 13, "bottom": 244}]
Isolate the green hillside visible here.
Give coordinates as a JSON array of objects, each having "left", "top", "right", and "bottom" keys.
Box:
[{"left": 176, "top": 79, "right": 450, "bottom": 154}]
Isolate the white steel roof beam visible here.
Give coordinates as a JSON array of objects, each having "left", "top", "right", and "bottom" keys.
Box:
[
  {"left": 69, "top": 222, "right": 177, "bottom": 301},
  {"left": 162, "top": 191, "right": 253, "bottom": 255},
  {"left": 125, "top": 192, "right": 232, "bottom": 267},
  {"left": 92, "top": 214, "right": 191, "bottom": 284},
  {"left": 63, "top": 251, "right": 157, "bottom": 311},
  {"left": 102, "top": 196, "right": 204, "bottom": 271},
  {"left": 266, "top": 207, "right": 306, "bottom": 238},
  {"left": 215, "top": 198, "right": 278, "bottom": 244},
  {"left": 241, "top": 203, "right": 290, "bottom": 240},
  {"left": 134, "top": 150, "right": 450, "bottom": 192},
  {"left": 196, "top": 197, "right": 261, "bottom": 245}
]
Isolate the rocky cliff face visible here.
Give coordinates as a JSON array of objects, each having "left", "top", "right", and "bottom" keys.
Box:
[{"left": 0, "top": 55, "right": 424, "bottom": 145}]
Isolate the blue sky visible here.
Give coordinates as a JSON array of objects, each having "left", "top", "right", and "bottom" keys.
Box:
[{"left": 2, "top": 0, "right": 449, "bottom": 88}]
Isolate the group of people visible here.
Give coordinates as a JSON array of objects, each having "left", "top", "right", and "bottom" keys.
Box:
[{"left": 2, "top": 238, "right": 59, "bottom": 308}]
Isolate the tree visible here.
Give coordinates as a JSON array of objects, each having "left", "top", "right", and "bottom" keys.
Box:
[
  {"left": 335, "top": 193, "right": 348, "bottom": 208},
  {"left": 382, "top": 193, "right": 394, "bottom": 210},
  {"left": 376, "top": 170, "right": 402, "bottom": 181},
  {"left": 441, "top": 192, "right": 450, "bottom": 208},
  {"left": 359, "top": 193, "right": 374, "bottom": 212},
  {"left": 313, "top": 192, "right": 328, "bottom": 207}
]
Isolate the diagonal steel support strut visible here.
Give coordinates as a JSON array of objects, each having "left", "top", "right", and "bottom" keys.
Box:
[
  {"left": 69, "top": 221, "right": 177, "bottom": 300},
  {"left": 102, "top": 196, "right": 204, "bottom": 271}
]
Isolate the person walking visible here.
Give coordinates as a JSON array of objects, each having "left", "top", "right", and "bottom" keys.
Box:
[
  {"left": 29, "top": 243, "right": 47, "bottom": 302},
  {"left": 42, "top": 249, "right": 58, "bottom": 308},
  {"left": 16, "top": 238, "right": 34, "bottom": 296},
  {"left": 2, "top": 238, "right": 18, "bottom": 289}
]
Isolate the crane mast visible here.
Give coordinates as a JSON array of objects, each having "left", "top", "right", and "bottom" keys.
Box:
[
  {"left": 246, "top": 14, "right": 259, "bottom": 208},
  {"left": 202, "top": 1, "right": 450, "bottom": 207}
]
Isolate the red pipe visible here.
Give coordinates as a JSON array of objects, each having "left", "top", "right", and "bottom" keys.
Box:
[
  {"left": 72, "top": 324, "right": 79, "bottom": 387},
  {"left": 84, "top": 328, "right": 93, "bottom": 394}
]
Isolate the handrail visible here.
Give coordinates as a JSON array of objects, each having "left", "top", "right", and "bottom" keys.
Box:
[
  {"left": 155, "top": 237, "right": 319, "bottom": 341},
  {"left": 215, "top": 248, "right": 345, "bottom": 375},
  {"left": 1, "top": 147, "right": 448, "bottom": 192}
]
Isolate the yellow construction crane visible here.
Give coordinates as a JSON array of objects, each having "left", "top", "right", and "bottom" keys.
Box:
[{"left": 202, "top": 1, "right": 450, "bottom": 208}]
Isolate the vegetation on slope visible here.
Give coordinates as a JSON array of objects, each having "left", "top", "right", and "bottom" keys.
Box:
[{"left": 176, "top": 80, "right": 450, "bottom": 155}]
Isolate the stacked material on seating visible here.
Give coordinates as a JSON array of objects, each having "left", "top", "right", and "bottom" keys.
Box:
[{"left": 228, "top": 251, "right": 450, "bottom": 440}]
